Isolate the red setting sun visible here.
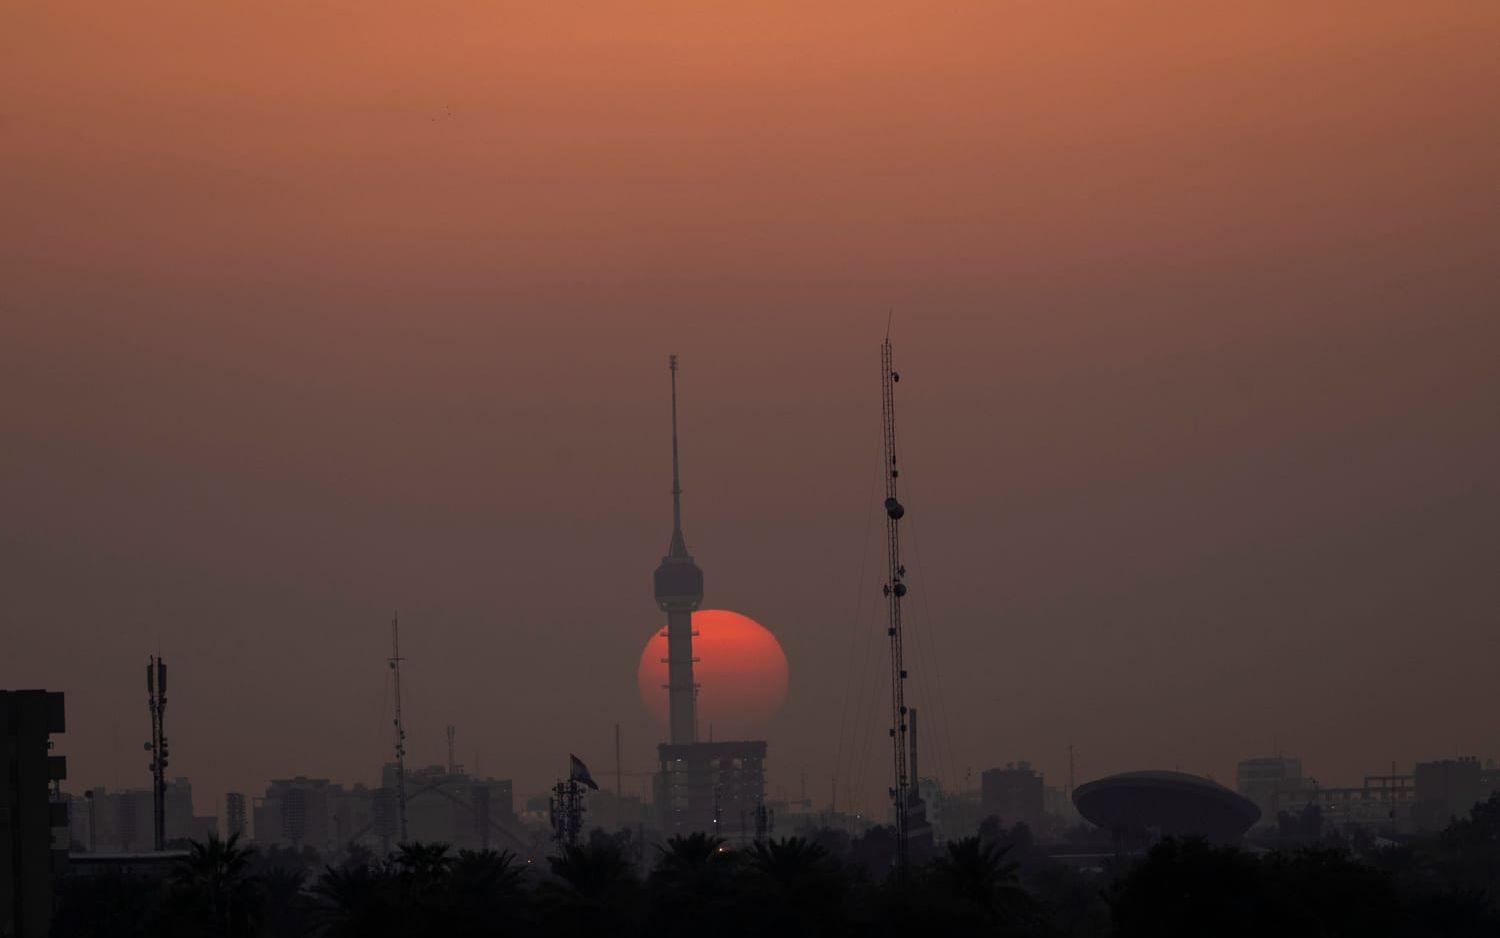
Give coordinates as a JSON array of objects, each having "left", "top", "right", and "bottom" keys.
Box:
[{"left": 638, "top": 609, "right": 789, "bottom": 738}]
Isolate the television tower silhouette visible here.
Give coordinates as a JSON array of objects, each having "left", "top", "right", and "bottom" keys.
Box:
[
  {"left": 653, "top": 354, "right": 704, "bottom": 745},
  {"left": 880, "top": 334, "right": 912, "bottom": 874}
]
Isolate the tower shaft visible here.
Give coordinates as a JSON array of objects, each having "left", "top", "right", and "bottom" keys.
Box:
[{"left": 666, "top": 609, "right": 696, "bottom": 744}]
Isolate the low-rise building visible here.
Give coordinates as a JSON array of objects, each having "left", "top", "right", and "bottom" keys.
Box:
[
  {"left": 1413, "top": 757, "right": 1494, "bottom": 831},
  {"left": 1236, "top": 757, "right": 1313, "bottom": 824}
]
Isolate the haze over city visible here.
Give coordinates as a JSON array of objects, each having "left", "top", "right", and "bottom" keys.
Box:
[{"left": 2, "top": 5, "right": 1498, "bottom": 934}]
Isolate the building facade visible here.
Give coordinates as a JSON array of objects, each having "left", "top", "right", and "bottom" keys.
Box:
[
  {"left": 1413, "top": 758, "right": 1493, "bottom": 831},
  {"left": 81, "top": 779, "right": 214, "bottom": 852},
  {"left": 1, "top": 690, "right": 68, "bottom": 938},
  {"left": 981, "top": 762, "right": 1045, "bottom": 830},
  {"left": 252, "top": 770, "right": 518, "bottom": 854},
  {"left": 657, "top": 741, "right": 767, "bottom": 840},
  {"left": 225, "top": 792, "right": 247, "bottom": 839},
  {"left": 1235, "top": 756, "right": 1314, "bottom": 825}
]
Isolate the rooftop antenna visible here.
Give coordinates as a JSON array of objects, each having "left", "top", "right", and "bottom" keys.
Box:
[
  {"left": 389, "top": 614, "right": 408, "bottom": 842},
  {"left": 146, "top": 656, "right": 169, "bottom": 851},
  {"left": 551, "top": 755, "right": 596, "bottom": 848},
  {"left": 880, "top": 331, "right": 912, "bottom": 874}
]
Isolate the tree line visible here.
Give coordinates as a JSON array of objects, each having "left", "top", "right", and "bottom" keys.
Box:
[{"left": 53, "top": 793, "right": 1500, "bottom": 937}]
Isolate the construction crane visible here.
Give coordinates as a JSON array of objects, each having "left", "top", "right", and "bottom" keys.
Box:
[
  {"left": 880, "top": 334, "right": 911, "bottom": 874},
  {"left": 389, "top": 615, "right": 408, "bottom": 843}
]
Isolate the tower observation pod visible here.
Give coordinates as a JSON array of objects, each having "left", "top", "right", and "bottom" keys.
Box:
[{"left": 653, "top": 354, "right": 704, "bottom": 746}]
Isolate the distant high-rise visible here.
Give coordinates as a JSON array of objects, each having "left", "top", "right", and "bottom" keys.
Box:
[
  {"left": 77, "top": 780, "right": 210, "bottom": 852},
  {"left": 224, "top": 792, "right": 247, "bottom": 840},
  {"left": 1235, "top": 756, "right": 1305, "bottom": 824},
  {"left": 981, "top": 762, "right": 1045, "bottom": 830},
  {"left": 255, "top": 777, "right": 332, "bottom": 851},
  {"left": 1414, "top": 757, "right": 1489, "bottom": 831},
  {"left": 652, "top": 355, "right": 704, "bottom": 745}
]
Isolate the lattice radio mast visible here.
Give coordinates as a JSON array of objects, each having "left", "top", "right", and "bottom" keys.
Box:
[
  {"left": 389, "top": 615, "right": 408, "bottom": 843},
  {"left": 146, "top": 656, "right": 168, "bottom": 852},
  {"left": 880, "top": 334, "right": 911, "bottom": 873}
]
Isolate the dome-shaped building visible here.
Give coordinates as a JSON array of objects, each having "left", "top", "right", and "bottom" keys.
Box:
[{"left": 1073, "top": 770, "right": 1260, "bottom": 847}]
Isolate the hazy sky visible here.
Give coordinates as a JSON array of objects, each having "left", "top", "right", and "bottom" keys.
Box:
[{"left": 4, "top": 2, "right": 1497, "bottom": 818}]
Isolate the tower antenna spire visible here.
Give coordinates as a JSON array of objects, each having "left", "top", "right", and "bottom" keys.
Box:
[
  {"left": 880, "top": 334, "right": 912, "bottom": 874},
  {"left": 654, "top": 354, "right": 704, "bottom": 746},
  {"left": 389, "top": 613, "right": 408, "bottom": 843},
  {"left": 668, "top": 354, "right": 687, "bottom": 557}
]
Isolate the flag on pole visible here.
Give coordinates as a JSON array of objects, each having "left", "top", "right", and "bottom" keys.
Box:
[{"left": 570, "top": 754, "right": 599, "bottom": 790}]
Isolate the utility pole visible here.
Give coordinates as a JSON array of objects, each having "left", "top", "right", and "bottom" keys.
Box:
[
  {"left": 880, "top": 333, "right": 911, "bottom": 874},
  {"left": 447, "top": 724, "right": 457, "bottom": 775},
  {"left": 146, "top": 656, "right": 168, "bottom": 852},
  {"left": 389, "top": 615, "right": 408, "bottom": 843}
]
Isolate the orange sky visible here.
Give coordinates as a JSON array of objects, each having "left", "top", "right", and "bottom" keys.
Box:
[{"left": 2, "top": 2, "right": 1497, "bottom": 817}]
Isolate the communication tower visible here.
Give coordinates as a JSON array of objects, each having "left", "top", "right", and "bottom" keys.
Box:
[
  {"left": 389, "top": 615, "right": 408, "bottom": 843},
  {"left": 880, "top": 335, "right": 912, "bottom": 873},
  {"left": 146, "top": 656, "right": 168, "bottom": 852}
]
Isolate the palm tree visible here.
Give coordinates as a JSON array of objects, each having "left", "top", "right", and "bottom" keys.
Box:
[
  {"left": 255, "top": 866, "right": 308, "bottom": 938},
  {"left": 394, "top": 841, "right": 454, "bottom": 889},
  {"left": 173, "top": 833, "right": 258, "bottom": 938},
  {"left": 749, "top": 836, "right": 829, "bottom": 878},
  {"left": 648, "top": 833, "right": 740, "bottom": 937},
  {"left": 745, "top": 837, "right": 847, "bottom": 936},
  {"left": 540, "top": 840, "right": 640, "bottom": 937},
  {"left": 448, "top": 849, "right": 529, "bottom": 937},
  {"left": 928, "top": 836, "right": 1032, "bottom": 925},
  {"left": 652, "top": 832, "right": 730, "bottom": 884},
  {"left": 310, "top": 863, "right": 402, "bottom": 938}
]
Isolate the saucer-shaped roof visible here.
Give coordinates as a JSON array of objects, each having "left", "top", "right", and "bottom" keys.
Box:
[{"left": 1073, "top": 771, "right": 1260, "bottom": 842}]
